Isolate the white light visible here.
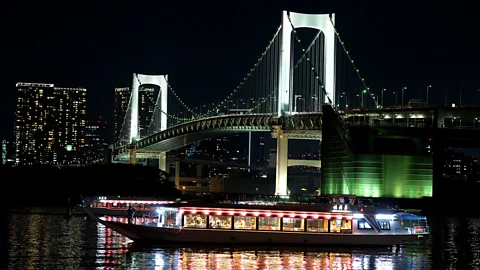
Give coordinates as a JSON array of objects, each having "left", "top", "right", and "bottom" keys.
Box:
[
  {"left": 375, "top": 214, "right": 394, "bottom": 220},
  {"left": 353, "top": 213, "right": 364, "bottom": 219}
]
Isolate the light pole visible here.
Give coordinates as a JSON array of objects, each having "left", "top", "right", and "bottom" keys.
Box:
[
  {"left": 294, "top": 95, "right": 302, "bottom": 112},
  {"left": 460, "top": 84, "right": 464, "bottom": 107},
  {"left": 311, "top": 96, "right": 318, "bottom": 112},
  {"left": 381, "top": 89, "right": 386, "bottom": 108},
  {"left": 340, "top": 92, "right": 348, "bottom": 109},
  {"left": 401, "top": 87, "right": 407, "bottom": 108},
  {"left": 426, "top": 85, "right": 431, "bottom": 107},
  {"left": 361, "top": 89, "right": 367, "bottom": 108},
  {"left": 393, "top": 92, "right": 398, "bottom": 106}
]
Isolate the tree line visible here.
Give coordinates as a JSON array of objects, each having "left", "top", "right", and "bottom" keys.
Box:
[{"left": 0, "top": 164, "right": 181, "bottom": 207}]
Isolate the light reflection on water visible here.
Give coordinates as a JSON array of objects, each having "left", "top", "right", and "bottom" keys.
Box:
[{"left": 4, "top": 211, "right": 480, "bottom": 269}]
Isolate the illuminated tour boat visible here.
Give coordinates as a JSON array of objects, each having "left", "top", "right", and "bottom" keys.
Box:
[
  {"left": 79, "top": 196, "right": 178, "bottom": 216},
  {"left": 86, "top": 201, "right": 429, "bottom": 246}
]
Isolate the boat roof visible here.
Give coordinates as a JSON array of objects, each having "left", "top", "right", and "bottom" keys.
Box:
[{"left": 396, "top": 213, "right": 427, "bottom": 220}]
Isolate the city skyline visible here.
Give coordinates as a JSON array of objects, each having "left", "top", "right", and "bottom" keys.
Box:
[{"left": 2, "top": 4, "right": 480, "bottom": 138}]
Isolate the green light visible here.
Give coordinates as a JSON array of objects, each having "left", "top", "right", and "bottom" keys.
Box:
[{"left": 322, "top": 154, "right": 433, "bottom": 199}]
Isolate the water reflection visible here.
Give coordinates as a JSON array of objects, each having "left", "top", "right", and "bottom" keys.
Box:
[
  {"left": 95, "top": 218, "right": 130, "bottom": 268},
  {"left": 122, "top": 245, "right": 430, "bottom": 269},
  {"left": 432, "top": 217, "right": 480, "bottom": 269},
  {"left": 9, "top": 211, "right": 480, "bottom": 269}
]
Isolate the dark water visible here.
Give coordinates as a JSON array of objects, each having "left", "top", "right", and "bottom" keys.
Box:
[{"left": 1, "top": 210, "right": 479, "bottom": 269}]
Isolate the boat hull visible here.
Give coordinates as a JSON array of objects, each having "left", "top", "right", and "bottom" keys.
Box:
[
  {"left": 98, "top": 219, "right": 427, "bottom": 247},
  {"left": 77, "top": 206, "right": 152, "bottom": 217}
]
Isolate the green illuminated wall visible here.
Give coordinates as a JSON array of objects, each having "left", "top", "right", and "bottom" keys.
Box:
[
  {"left": 320, "top": 105, "right": 433, "bottom": 199},
  {"left": 321, "top": 154, "right": 433, "bottom": 198}
]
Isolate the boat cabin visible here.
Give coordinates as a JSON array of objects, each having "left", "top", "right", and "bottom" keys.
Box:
[{"left": 156, "top": 206, "right": 355, "bottom": 234}]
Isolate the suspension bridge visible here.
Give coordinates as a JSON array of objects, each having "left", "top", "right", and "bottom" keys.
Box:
[{"left": 113, "top": 11, "right": 379, "bottom": 197}]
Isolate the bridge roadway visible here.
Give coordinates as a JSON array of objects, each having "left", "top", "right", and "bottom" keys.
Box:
[
  {"left": 342, "top": 106, "right": 480, "bottom": 128},
  {"left": 113, "top": 113, "right": 323, "bottom": 157},
  {"left": 114, "top": 156, "right": 321, "bottom": 169},
  {"left": 114, "top": 106, "right": 480, "bottom": 159}
]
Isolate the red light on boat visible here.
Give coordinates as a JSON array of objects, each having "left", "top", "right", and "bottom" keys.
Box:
[{"left": 360, "top": 208, "right": 364, "bottom": 212}]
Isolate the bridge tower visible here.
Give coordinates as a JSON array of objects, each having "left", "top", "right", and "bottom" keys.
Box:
[
  {"left": 129, "top": 73, "right": 169, "bottom": 171},
  {"left": 275, "top": 11, "right": 336, "bottom": 196}
]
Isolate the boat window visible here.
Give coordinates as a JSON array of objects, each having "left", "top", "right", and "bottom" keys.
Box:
[
  {"left": 307, "top": 219, "right": 328, "bottom": 233},
  {"left": 377, "top": 221, "right": 390, "bottom": 230},
  {"left": 183, "top": 214, "right": 207, "bottom": 228},
  {"left": 234, "top": 216, "right": 256, "bottom": 230},
  {"left": 258, "top": 217, "right": 280, "bottom": 231},
  {"left": 208, "top": 215, "right": 232, "bottom": 229},
  {"left": 162, "top": 211, "right": 179, "bottom": 228},
  {"left": 330, "top": 219, "right": 352, "bottom": 233},
  {"left": 282, "top": 218, "right": 304, "bottom": 232},
  {"left": 358, "top": 218, "right": 373, "bottom": 230}
]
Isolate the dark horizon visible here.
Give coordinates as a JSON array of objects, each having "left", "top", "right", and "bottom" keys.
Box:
[{"left": 2, "top": 2, "right": 480, "bottom": 138}]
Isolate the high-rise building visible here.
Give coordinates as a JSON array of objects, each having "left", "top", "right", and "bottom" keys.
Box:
[
  {"left": 113, "top": 85, "right": 158, "bottom": 143},
  {"left": 113, "top": 87, "right": 131, "bottom": 143},
  {"left": 14, "top": 82, "right": 86, "bottom": 165},
  {"left": 85, "top": 117, "right": 108, "bottom": 163},
  {"left": 443, "top": 149, "right": 479, "bottom": 181},
  {"left": 138, "top": 86, "right": 157, "bottom": 138},
  {"left": 1, "top": 138, "right": 15, "bottom": 165}
]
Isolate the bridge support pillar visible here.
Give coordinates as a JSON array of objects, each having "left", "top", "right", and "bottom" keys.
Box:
[
  {"left": 158, "top": 152, "right": 167, "bottom": 172},
  {"left": 129, "top": 150, "right": 136, "bottom": 165},
  {"left": 175, "top": 161, "right": 181, "bottom": 189},
  {"left": 273, "top": 126, "right": 288, "bottom": 197}
]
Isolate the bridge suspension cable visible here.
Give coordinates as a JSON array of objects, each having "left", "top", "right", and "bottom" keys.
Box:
[
  {"left": 328, "top": 17, "right": 379, "bottom": 108},
  {"left": 162, "top": 25, "right": 283, "bottom": 120},
  {"left": 291, "top": 30, "right": 324, "bottom": 112}
]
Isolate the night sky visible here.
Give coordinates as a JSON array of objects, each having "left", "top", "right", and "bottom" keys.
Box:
[{"left": 1, "top": 2, "right": 480, "bottom": 139}]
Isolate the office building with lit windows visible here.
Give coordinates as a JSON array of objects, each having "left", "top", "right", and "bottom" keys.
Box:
[
  {"left": 138, "top": 86, "right": 157, "bottom": 138},
  {"left": 443, "top": 149, "right": 479, "bottom": 181},
  {"left": 113, "top": 85, "right": 157, "bottom": 143},
  {"left": 85, "top": 117, "right": 108, "bottom": 163},
  {"left": 113, "top": 87, "right": 131, "bottom": 143},
  {"left": 14, "top": 82, "right": 86, "bottom": 165}
]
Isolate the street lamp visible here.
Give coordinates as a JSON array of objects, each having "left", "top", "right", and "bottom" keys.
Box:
[
  {"left": 311, "top": 96, "right": 319, "bottom": 112},
  {"left": 393, "top": 91, "right": 398, "bottom": 106},
  {"left": 294, "top": 95, "right": 302, "bottom": 112},
  {"left": 361, "top": 89, "right": 367, "bottom": 108},
  {"left": 340, "top": 92, "right": 348, "bottom": 109},
  {"left": 381, "top": 89, "right": 386, "bottom": 108},
  {"left": 426, "top": 85, "right": 432, "bottom": 107},
  {"left": 401, "top": 87, "right": 407, "bottom": 108}
]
